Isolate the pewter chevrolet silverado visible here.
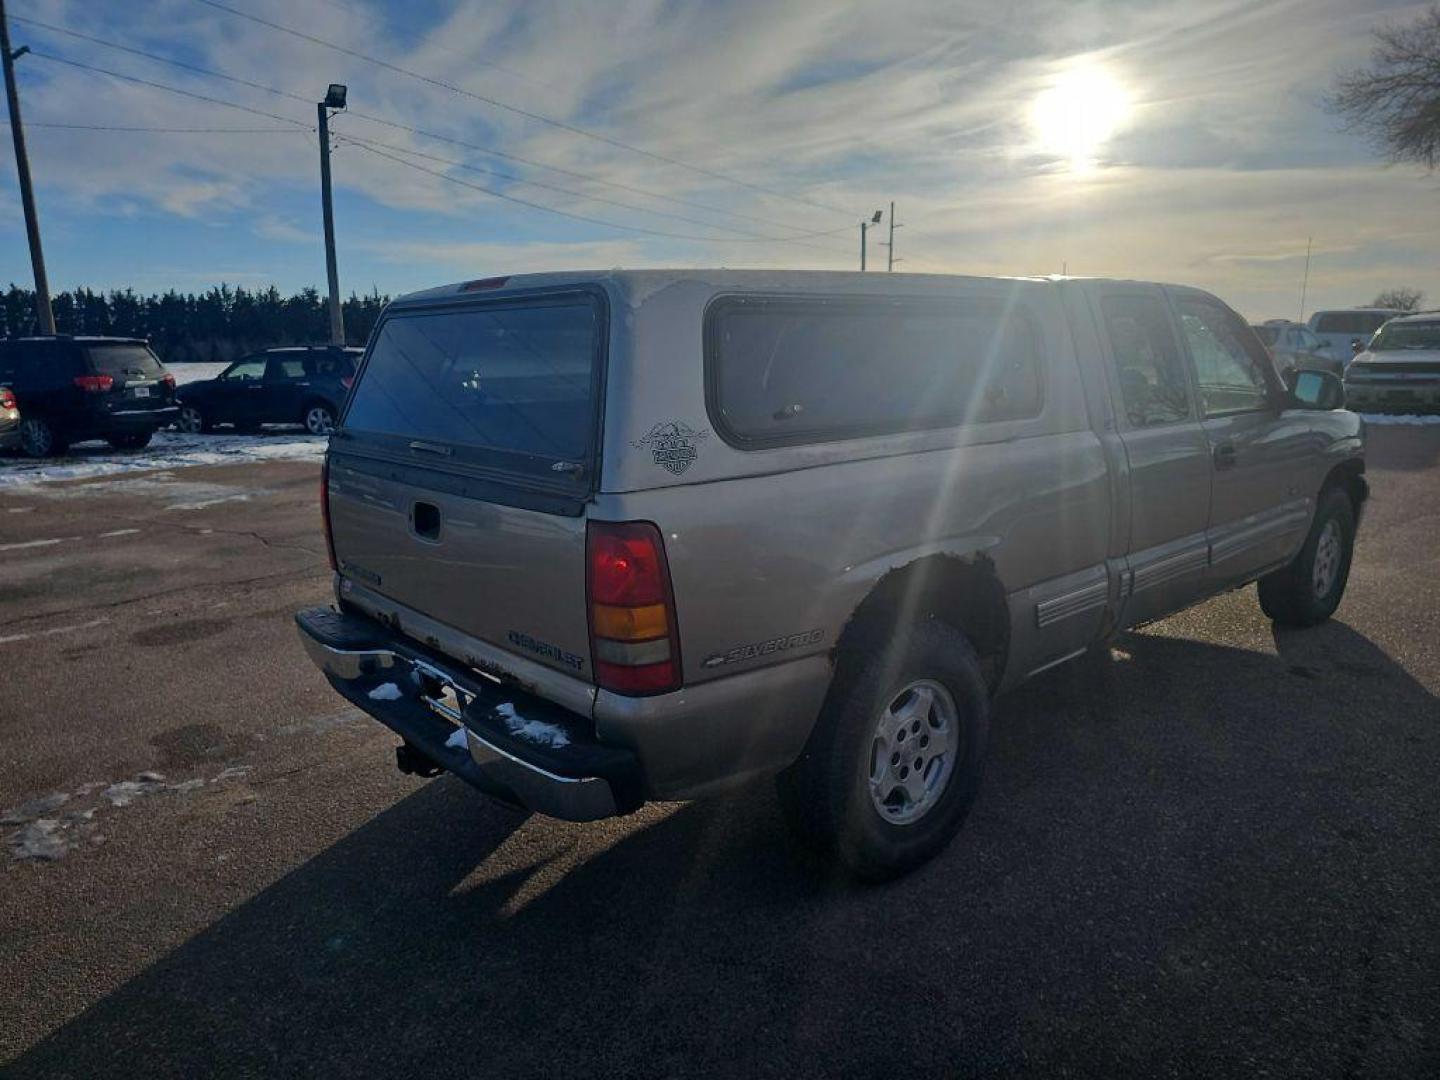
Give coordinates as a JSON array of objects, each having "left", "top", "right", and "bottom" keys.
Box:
[{"left": 296, "top": 270, "right": 1366, "bottom": 878}]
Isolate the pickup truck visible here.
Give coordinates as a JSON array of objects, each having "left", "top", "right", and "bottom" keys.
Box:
[{"left": 296, "top": 271, "right": 1366, "bottom": 879}]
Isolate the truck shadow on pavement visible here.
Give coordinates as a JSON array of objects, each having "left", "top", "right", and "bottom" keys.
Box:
[{"left": 11, "top": 620, "right": 1440, "bottom": 1079}]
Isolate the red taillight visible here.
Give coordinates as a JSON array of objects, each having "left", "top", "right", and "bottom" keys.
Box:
[
  {"left": 0, "top": 387, "right": 15, "bottom": 410},
  {"left": 161, "top": 372, "right": 176, "bottom": 390},
  {"left": 320, "top": 458, "right": 337, "bottom": 571},
  {"left": 73, "top": 374, "right": 114, "bottom": 393},
  {"left": 587, "top": 521, "right": 680, "bottom": 696}
]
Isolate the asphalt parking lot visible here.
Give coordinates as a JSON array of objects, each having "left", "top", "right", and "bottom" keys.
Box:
[{"left": 2, "top": 426, "right": 1438, "bottom": 1079}]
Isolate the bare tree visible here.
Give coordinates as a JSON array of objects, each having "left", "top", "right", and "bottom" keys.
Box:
[
  {"left": 1369, "top": 287, "right": 1425, "bottom": 311},
  {"left": 1329, "top": 5, "right": 1440, "bottom": 167}
]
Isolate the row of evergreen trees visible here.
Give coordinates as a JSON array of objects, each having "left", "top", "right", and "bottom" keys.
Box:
[{"left": 1, "top": 284, "right": 391, "bottom": 363}]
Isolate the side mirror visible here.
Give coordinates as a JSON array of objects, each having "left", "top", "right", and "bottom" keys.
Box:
[{"left": 1291, "top": 369, "right": 1344, "bottom": 410}]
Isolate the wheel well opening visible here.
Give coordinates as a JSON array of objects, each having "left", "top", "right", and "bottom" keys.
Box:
[
  {"left": 1322, "top": 460, "right": 1367, "bottom": 518},
  {"left": 836, "top": 554, "right": 1010, "bottom": 692}
]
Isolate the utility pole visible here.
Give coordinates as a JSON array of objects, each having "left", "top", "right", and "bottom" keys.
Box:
[
  {"left": 1298, "top": 236, "right": 1312, "bottom": 323},
  {"left": 317, "top": 84, "right": 347, "bottom": 346},
  {"left": 1, "top": 0, "right": 55, "bottom": 335},
  {"left": 884, "top": 200, "right": 903, "bottom": 271}
]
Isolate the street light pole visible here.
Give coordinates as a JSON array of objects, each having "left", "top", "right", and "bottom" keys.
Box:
[
  {"left": 859, "top": 209, "right": 883, "bottom": 272},
  {"left": 1, "top": 0, "right": 55, "bottom": 335},
  {"left": 317, "top": 85, "right": 347, "bottom": 346}
]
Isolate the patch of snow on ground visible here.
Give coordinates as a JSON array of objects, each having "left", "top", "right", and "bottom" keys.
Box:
[
  {"left": 9, "top": 819, "right": 72, "bottom": 861},
  {"left": 368, "top": 683, "right": 404, "bottom": 701},
  {"left": 496, "top": 702, "right": 571, "bottom": 748},
  {"left": 445, "top": 725, "right": 469, "bottom": 750},
  {"left": 6, "top": 766, "right": 253, "bottom": 861},
  {"left": 0, "top": 430, "right": 324, "bottom": 488},
  {"left": 1360, "top": 413, "right": 1440, "bottom": 425},
  {"left": 1, "top": 792, "right": 70, "bottom": 825}
]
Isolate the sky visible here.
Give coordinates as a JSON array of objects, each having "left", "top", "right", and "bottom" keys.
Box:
[{"left": 0, "top": 0, "right": 1435, "bottom": 321}]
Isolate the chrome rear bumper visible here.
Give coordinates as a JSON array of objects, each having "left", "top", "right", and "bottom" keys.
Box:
[{"left": 295, "top": 607, "right": 641, "bottom": 822}]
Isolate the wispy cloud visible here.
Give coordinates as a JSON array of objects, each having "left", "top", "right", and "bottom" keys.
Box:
[{"left": 0, "top": 0, "right": 1435, "bottom": 317}]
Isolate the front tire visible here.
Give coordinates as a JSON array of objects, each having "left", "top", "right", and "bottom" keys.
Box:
[
  {"left": 19, "top": 417, "right": 66, "bottom": 458},
  {"left": 778, "top": 619, "right": 990, "bottom": 880},
  {"left": 1258, "top": 487, "right": 1356, "bottom": 627}
]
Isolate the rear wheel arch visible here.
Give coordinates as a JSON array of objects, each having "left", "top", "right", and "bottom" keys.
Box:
[{"left": 834, "top": 553, "right": 1011, "bottom": 694}]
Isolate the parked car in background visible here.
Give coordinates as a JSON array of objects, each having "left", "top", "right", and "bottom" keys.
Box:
[
  {"left": 1251, "top": 320, "right": 1342, "bottom": 381},
  {"left": 1307, "top": 309, "right": 1402, "bottom": 365},
  {"left": 0, "top": 336, "right": 177, "bottom": 457},
  {"left": 0, "top": 384, "right": 21, "bottom": 451},
  {"left": 1344, "top": 312, "right": 1440, "bottom": 412},
  {"left": 176, "top": 346, "right": 360, "bottom": 435},
  {"left": 296, "top": 270, "right": 1366, "bottom": 879}
]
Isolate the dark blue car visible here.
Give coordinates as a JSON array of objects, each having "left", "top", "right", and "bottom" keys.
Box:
[{"left": 176, "top": 346, "right": 361, "bottom": 435}]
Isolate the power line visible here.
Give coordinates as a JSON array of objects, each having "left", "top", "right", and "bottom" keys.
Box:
[
  {"left": 334, "top": 130, "right": 855, "bottom": 251},
  {"left": 7, "top": 13, "right": 312, "bottom": 103},
  {"left": 25, "top": 50, "right": 312, "bottom": 128},
  {"left": 3, "top": 119, "right": 306, "bottom": 133},
  {"left": 192, "top": 0, "right": 857, "bottom": 219},
  {"left": 339, "top": 110, "right": 831, "bottom": 235},
  {"left": 9, "top": 14, "right": 835, "bottom": 237},
  {"left": 343, "top": 137, "right": 854, "bottom": 251}
]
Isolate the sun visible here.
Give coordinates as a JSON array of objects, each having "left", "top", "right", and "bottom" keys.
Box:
[{"left": 1030, "top": 64, "right": 1133, "bottom": 172}]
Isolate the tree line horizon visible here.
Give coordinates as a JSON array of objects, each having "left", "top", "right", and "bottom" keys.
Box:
[{"left": 0, "top": 283, "right": 391, "bottom": 363}]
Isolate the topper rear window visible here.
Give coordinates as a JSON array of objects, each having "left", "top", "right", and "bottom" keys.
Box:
[{"left": 341, "top": 291, "right": 605, "bottom": 482}]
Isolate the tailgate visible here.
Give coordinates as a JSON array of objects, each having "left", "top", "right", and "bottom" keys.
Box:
[
  {"left": 87, "top": 343, "right": 175, "bottom": 413},
  {"left": 328, "top": 286, "right": 606, "bottom": 682}
]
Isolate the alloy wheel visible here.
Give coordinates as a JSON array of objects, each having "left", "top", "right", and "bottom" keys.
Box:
[
  {"left": 867, "top": 678, "right": 961, "bottom": 825},
  {"left": 1313, "top": 519, "right": 1342, "bottom": 598},
  {"left": 305, "top": 406, "right": 335, "bottom": 435}
]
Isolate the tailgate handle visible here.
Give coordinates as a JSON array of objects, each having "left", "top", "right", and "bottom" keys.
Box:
[{"left": 412, "top": 501, "right": 441, "bottom": 541}]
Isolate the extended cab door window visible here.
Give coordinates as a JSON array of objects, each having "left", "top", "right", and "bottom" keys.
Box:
[{"left": 1100, "top": 295, "right": 1193, "bottom": 427}]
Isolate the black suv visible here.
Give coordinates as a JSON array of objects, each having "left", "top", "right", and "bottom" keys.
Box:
[
  {"left": 176, "top": 346, "right": 360, "bottom": 436},
  {"left": 0, "top": 336, "right": 178, "bottom": 457}
]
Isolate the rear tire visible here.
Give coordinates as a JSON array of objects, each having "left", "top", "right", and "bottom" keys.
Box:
[
  {"left": 106, "top": 430, "right": 153, "bottom": 451},
  {"left": 19, "top": 417, "right": 66, "bottom": 458},
  {"left": 303, "top": 402, "right": 336, "bottom": 435},
  {"left": 778, "top": 618, "right": 990, "bottom": 880},
  {"left": 1258, "top": 487, "right": 1355, "bottom": 627}
]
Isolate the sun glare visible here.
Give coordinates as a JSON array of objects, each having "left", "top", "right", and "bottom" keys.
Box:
[{"left": 1030, "top": 65, "right": 1133, "bottom": 172}]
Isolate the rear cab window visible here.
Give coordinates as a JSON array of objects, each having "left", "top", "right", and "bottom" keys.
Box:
[
  {"left": 704, "top": 294, "right": 1043, "bottom": 447},
  {"left": 340, "top": 289, "right": 606, "bottom": 491}
]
